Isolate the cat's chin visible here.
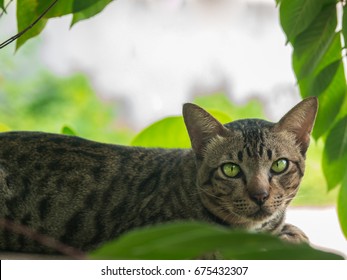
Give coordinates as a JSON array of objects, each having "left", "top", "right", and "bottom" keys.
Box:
[{"left": 247, "top": 208, "right": 273, "bottom": 221}]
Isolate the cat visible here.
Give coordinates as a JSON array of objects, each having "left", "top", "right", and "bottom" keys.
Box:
[{"left": 0, "top": 97, "right": 317, "bottom": 255}]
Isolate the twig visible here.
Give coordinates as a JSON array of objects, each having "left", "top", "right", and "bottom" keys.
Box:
[
  {"left": 0, "top": 0, "right": 59, "bottom": 49},
  {"left": 0, "top": 218, "right": 87, "bottom": 259},
  {"left": 0, "top": 0, "right": 14, "bottom": 18}
]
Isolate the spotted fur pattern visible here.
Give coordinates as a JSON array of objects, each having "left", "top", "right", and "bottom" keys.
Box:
[{"left": 0, "top": 97, "right": 317, "bottom": 253}]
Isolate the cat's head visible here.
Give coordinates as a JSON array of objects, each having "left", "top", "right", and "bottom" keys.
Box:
[{"left": 183, "top": 97, "right": 318, "bottom": 231}]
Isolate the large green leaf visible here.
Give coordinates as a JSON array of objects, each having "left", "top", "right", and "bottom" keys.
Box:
[
  {"left": 292, "top": 3, "right": 337, "bottom": 80},
  {"left": 71, "top": 0, "right": 113, "bottom": 27},
  {"left": 16, "top": 0, "right": 48, "bottom": 50},
  {"left": 131, "top": 111, "right": 231, "bottom": 148},
  {"left": 338, "top": 174, "right": 347, "bottom": 239},
  {"left": 90, "top": 222, "right": 343, "bottom": 260},
  {"left": 279, "top": 0, "right": 325, "bottom": 43},
  {"left": 322, "top": 116, "right": 347, "bottom": 190}
]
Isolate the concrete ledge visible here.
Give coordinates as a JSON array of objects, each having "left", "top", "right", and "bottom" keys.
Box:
[{"left": 0, "top": 252, "right": 73, "bottom": 260}]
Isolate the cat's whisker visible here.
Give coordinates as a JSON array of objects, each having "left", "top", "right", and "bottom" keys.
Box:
[
  {"left": 219, "top": 202, "right": 241, "bottom": 220},
  {"left": 197, "top": 186, "right": 223, "bottom": 200},
  {"left": 282, "top": 189, "right": 302, "bottom": 203}
]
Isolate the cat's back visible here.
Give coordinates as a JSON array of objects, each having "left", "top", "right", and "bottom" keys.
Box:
[
  {"left": 0, "top": 131, "right": 124, "bottom": 163},
  {"left": 0, "top": 131, "right": 193, "bottom": 253},
  {"left": 0, "top": 131, "right": 180, "bottom": 193}
]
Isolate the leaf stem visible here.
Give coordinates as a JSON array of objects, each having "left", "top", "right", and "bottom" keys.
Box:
[{"left": 0, "top": 0, "right": 59, "bottom": 49}]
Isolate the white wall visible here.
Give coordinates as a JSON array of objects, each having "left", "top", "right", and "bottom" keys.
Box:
[{"left": 39, "top": 0, "right": 299, "bottom": 128}]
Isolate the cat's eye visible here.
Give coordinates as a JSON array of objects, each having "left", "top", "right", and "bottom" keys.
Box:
[
  {"left": 221, "top": 163, "right": 241, "bottom": 178},
  {"left": 271, "top": 158, "right": 288, "bottom": 174}
]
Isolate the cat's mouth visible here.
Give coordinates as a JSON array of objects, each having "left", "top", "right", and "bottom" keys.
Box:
[{"left": 248, "top": 207, "right": 272, "bottom": 220}]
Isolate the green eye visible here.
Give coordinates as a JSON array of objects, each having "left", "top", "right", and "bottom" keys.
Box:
[
  {"left": 222, "top": 163, "right": 241, "bottom": 178},
  {"left": 271, "top": 159, "right": 288, "bottom": 174}
]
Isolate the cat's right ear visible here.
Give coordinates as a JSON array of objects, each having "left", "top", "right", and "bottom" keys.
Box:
[
  {"left": 183, "top": 103, "right": 227, "bottom": 158},
  {"left": 274, "top": 97, "right": 318, "bottom": 155}
]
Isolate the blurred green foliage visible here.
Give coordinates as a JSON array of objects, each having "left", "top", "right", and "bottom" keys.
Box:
[
  {"left": 0, "top": 42, "right": 134, "bottom": 144},
  {"left": 278, "top": 0, "right": 347, "bottom": 238}
]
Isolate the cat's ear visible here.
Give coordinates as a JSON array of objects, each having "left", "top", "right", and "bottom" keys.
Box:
[
  {"left": 274, "top": 97, "right": 318, "bottom": 154},
  {"left": 183, "top": 103, "right": 228, "bottom": 158}
]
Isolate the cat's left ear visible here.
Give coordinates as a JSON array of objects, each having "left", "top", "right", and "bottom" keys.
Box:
[
  {"left": 274, "top": 97, "right": 318, "bottom": 155},
  {"left": 183, "top": 103, "right": 228, "bottom": 159}
]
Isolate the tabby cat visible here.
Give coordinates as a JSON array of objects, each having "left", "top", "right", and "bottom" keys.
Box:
[{"left": 0, "top": 97, "right": 317, "bottom": 254}]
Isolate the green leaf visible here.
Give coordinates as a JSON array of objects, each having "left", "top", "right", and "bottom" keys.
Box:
[
  {"left": 292, "top": 3, "right": 337, "bottom": 80},
  {"left": 71, "top": 0, "right": 113, "bottom": 27},
  {"left": 131, "top": 116, "right": 190, "bottom": 148},
  {"left": 338, "top": 174, "right": 347, "bottom": 239},
  {"left": 294, "top": 29, "right": 345, "bottom": 140},
  {"left": 193, "top": 93, "right": 264, "bottom": 120},
  {"left": 298, "top": 32, "right": 342, "bottom": 99},
  {"left": 37, "top": 0, "right": 109, "bottom": 18},
  {"left": 0, "top": 0, "right": 5, "bottom": 12},
  {"left": 308, "top": 60, "right": 340, "bottom": 97},
  {"left": 16, "top": 0, "right": 48, "bottom": 50},
  {"left": 131, "top": 111, "right": 231, "bottom": 148},
  {"left": 322, "top": 116, "right": 347, "bottom": 190},
  {"left": 89, "top": 222, "right": 343, "bottom": 260},
  {"left": 310, "top": 32, "right": 342, "bottom": 79},
  {"left": 312, "top": 61, "right": 346, "bottom": 139},
  {"left": 279, "top": 0, "right": 325, "bottom": 43},
  {"left": 37, "top": 0, "right": 73, "bottom": 18},
  {"left": 73, "top": 0, "right": 101, "bottom": 13},
  {"left": 61, "top": 125, "right": 77, "bottom": 136},
  {"left": 342, "top": 3, "right": 347, "bottom": 48},
  {"left": 299, "top": 60, "right": 346, "bottom": 140}
]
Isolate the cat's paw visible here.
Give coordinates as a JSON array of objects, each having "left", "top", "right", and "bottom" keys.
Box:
[
  {"left": 195, "top": 251, "right": 223, "bottom": 260},
  {"left": 278, "top": 224, "right": 309, "bottom": 244}
]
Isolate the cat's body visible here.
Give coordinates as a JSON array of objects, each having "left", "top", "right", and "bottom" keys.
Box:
[
  {"left": 0, "top": 97, "right": 318, "bottom": 254},
  {"left": 0, "top": 132, "right": 210, "bottom": 253}
]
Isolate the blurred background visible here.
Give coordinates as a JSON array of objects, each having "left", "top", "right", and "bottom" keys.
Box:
[{"left": 0, "top": 0, "right": 346, "bottom": 257}]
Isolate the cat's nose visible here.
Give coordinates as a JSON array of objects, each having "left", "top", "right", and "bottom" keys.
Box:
[{"left": 250, "top": 192, "right": 269, "bottom": 205}]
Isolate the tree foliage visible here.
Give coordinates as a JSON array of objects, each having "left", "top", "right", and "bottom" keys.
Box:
[
  {"left": 277, "top": 0, "right": 347, "bottom": 239},
  {"left": 0, "top": 0, "right": 114, "bottom": 49}
]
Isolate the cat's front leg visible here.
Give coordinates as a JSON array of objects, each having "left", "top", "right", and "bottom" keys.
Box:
[{"left": 278, "top": 224, "right": 309, "bottom": 244}]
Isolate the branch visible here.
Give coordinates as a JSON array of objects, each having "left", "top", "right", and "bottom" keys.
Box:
[
  {"left": 0, "top": 0, "right": 59, "bottom": 49},
  {"left": 0, "top": 0, "right": 14, "bottom": 18},
  {"left": 0, "top": 218, "right": 87, "bottom": 259}
]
